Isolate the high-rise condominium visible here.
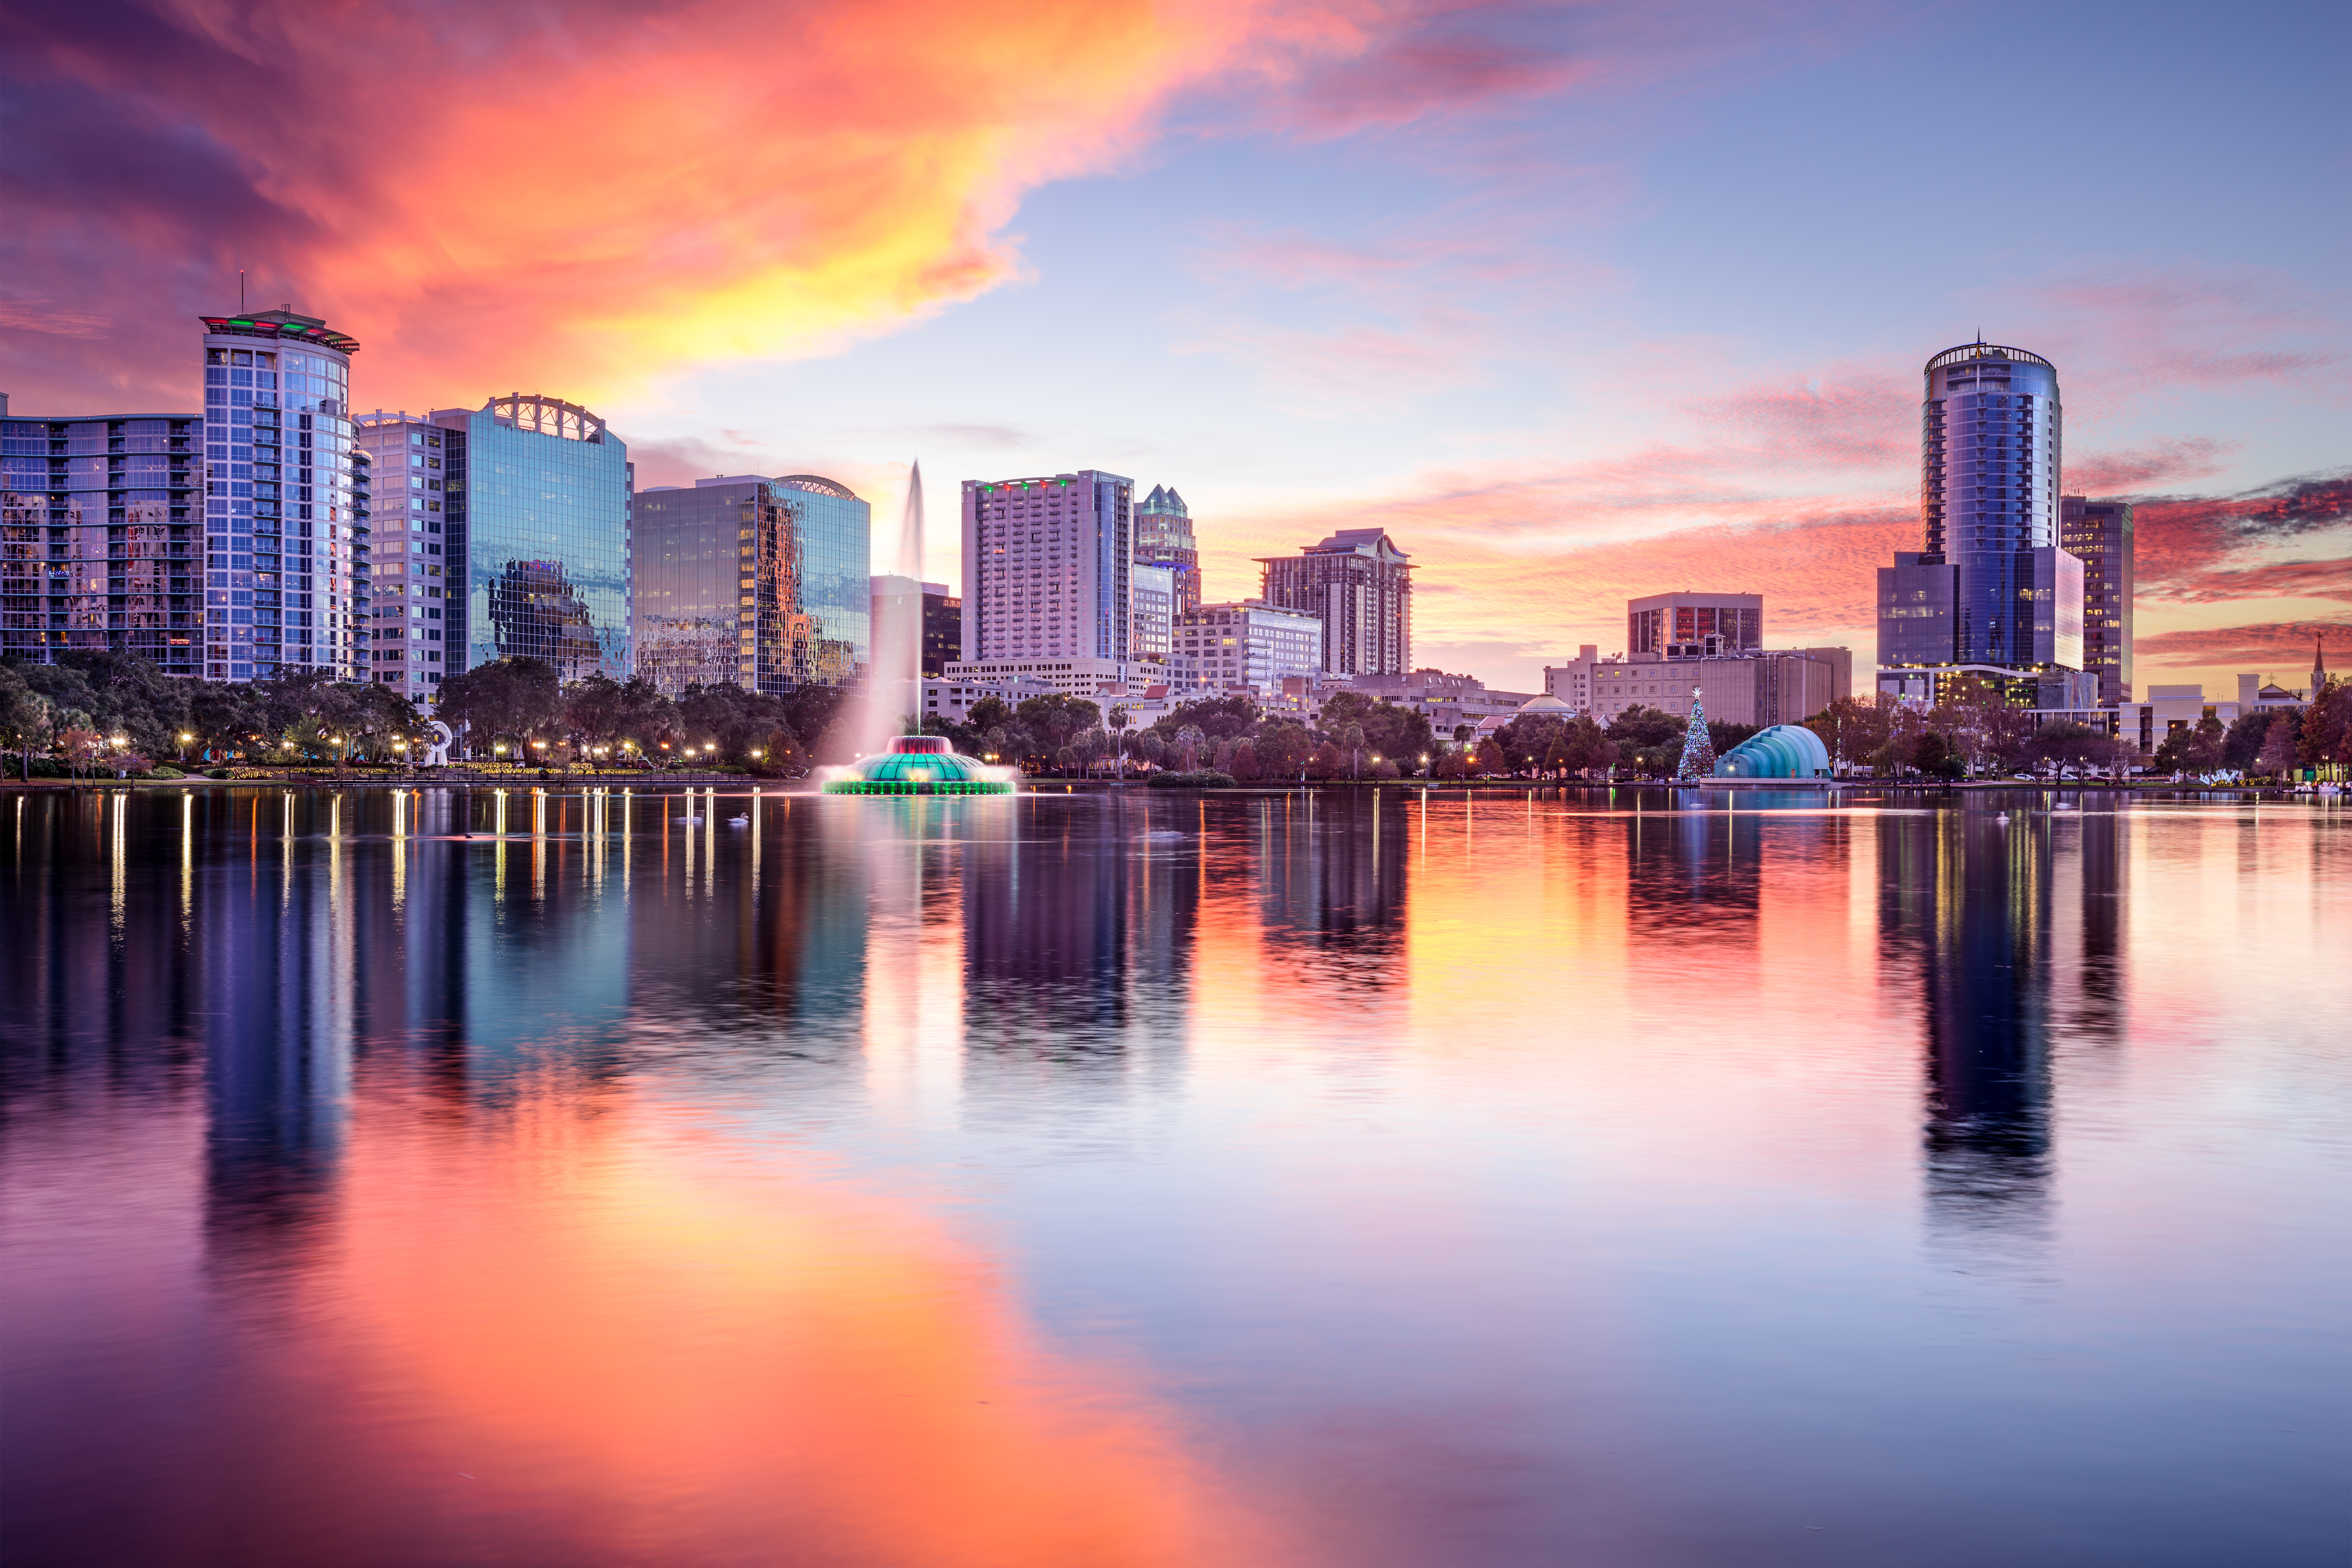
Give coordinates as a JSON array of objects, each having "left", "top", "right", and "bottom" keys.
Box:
[
  {"left": 960, "top": 471, "right": 1134, "bottom": 665},
  {"left": 0, "top": 396, "right": 203, "bottom": 675},
  {"left": 636, "top": 474, "right": 869, "bottom": 696},
  {"left": 201, "top": 309, "right": 368, "bottom": 681},
  {"left": 1134, "top": 483, "right": 1200, "bottom": 615},
  {"left": 1256, "top": 527, "right": 1412, "bottom": 676},
  {"left": 423, "top": 395, "right": 632, "bottom": 682},
  {"left": 355, "top": 414, "right": 457, "bottom": 693},
  {"left": 2059, "top": 496, "right": 2134, "bottom": 705},
  {"left": 1876, "top": 342, "right": 2087, "bottom": 704}
]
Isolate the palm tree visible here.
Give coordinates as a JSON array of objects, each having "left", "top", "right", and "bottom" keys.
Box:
[
  {"left": 1339, "top": 721, "right": 1365, "bottom": 781},
  {"left": 1175, "top": 723, "right": 1206, "bottom": 772}
]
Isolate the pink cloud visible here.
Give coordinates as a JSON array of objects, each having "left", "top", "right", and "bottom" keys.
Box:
[{"left": 2063, "top": 436, "right": 2234, "bottom": 493}]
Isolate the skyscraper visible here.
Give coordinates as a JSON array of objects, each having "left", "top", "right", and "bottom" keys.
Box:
[
  {"left": 960, "top": 471, "right": 1134, "bottom": 665},
  {"left": 425, "top": 395, "right": 631, "bottom": 682},
  {"left": 1, "top": 401, "right": 202, "bottom": 675},
  {"left": 354, "top": 413, "right": 458, "bottom": 694},
  {"left": 1876, "top": 343, "right": 2088, "bottom": 705},
  {"left": 1256, "top": 527, "right": 1412, "bottom": 676},
  {"left": 1133, "top": 483, "right": 1200, "bottom": 614},
  {"left": 200, "top": 308, "right": 367, "bottom": 681},
  {"left": 2059, "top": 496, "right": 2134, "bottom": 705},
  {"left": 635, "top": 474, "right": 869, "bottom": 696}
]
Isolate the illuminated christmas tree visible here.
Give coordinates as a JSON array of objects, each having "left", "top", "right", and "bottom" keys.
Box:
[{"left": 1676, "top": 685, "right": 1717, "bottom": 779}]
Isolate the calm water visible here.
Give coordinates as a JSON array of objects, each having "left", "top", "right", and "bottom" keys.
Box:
[{"left": 1, "top": 784, "right": 2345, "bottom": 1567}]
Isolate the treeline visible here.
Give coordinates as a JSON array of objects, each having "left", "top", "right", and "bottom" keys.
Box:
[
  {"left": 0, "top": 650, "right": 422, "bottom": 776},
  {"left": 431, "top": 659, "right": 848, "bottom": 772},
  {"left": 1805, "top": 684, "right": 2351, "bottom": 779}
]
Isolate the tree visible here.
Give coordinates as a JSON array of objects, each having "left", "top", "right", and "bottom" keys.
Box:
[
  {"left": 1806, "top": 694, "right": 1895, "bottom": 774},
  {"left": 1336, "top": 722, "right": 1366, "bottom": 780},
  {"left": 1014, "top": 694, "right": 1100, "bottom": 760},
  {"left": 0, "top": 665, "right": 51, "bottom": 781},
  {"left": 1317, "top": 691, "right": 1432, "bottom": 774},
  {"left": 1150, "top": 694, "right": 1259, "bottom": 748},
  {"left": 2301, "top": 678, "right": 2350, "bottom": 769},
  {"left": 1173, "top": 723, "right": 1207, "bottom": 772},
  {"left": 1707, "top": 720, "right": 1759, "bottom": 757},
  {"left": 2027, "top": 720, "right": 2109, "bottom": 779},
  {"left": 1675, "top": 690, "right": 1717, "bottom": 779},
  {"left": 1494, "top": 712, "right": 1570, "bottom": 776},
  {"left": 1472, "top": 738, "right": 1506, "bottom": 778},
  {"left": 1229, "top": 740, "right": 1261, "bottom": 781},
  {"left": 2257, "top": 718, "right": 2301, "bottom": 779},
  {"left": 2221, "top": 709, "right": 2278, "bottom": 771},
  {"left": 436, "top": 656, "right": 562, "bottom": 756},
  {"left": 1604, "top": 704, "right": 1683, "bottom": 754},
  {"left": 1260, "top": 722, "right": 1315, "bottom": 781}
]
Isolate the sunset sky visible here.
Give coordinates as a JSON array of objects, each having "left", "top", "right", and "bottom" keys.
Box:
[{"left": 3, "top": 0, "right": 2344, "bottom": 693}]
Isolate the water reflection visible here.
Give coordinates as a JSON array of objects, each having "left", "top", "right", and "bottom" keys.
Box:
[{"left": 0, "top": 784, "right": 2341, "bottom": 1568}]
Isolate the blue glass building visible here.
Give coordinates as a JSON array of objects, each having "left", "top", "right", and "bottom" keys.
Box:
[
  {"left": 200, "top": 309, "right": 367, "bottom": 681},
  {"left": 1877, "top": 343, "right": 2087, "bottom": 704},
  {"left": 429, "top": 396, "right": 631, "bottom": 681},
  {"left": 1, "top": 401, "right": 203, "bottom": 674},
  {"left": 632, "top": 473, "right": 869, "bottom": 696}
]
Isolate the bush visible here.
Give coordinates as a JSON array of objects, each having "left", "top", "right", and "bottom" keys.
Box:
[
  {"left": 206, "top": 767, "right": 233, "bottom": 780},
  {"left": 1147, "top": 770, "right": 1238, "bottom": 789},
  {"left": 147, "top": 765, "right": 184, "bottom": 779}
]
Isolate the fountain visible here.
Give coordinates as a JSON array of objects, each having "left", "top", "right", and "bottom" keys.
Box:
[
  {"left": 821, "top": 734, "right": 1015, "bottom": 795},
  {"left": 850, "top": 460, "right": 927, "bottom": 760}
]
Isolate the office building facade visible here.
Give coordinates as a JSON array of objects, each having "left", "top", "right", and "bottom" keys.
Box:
[
  {"left": 201, "top": 309, "right": 368, "bottom": 681},
  {"left": 1134, "top": 483, "right": 1200, "bottom": 615},
  {"left": 635, "top": 473, "right": 869, "bottom": 696},
  {"left": 1, "top": 400, "right": 203, "bottom": 675},
  {"left": 1629, "top": 591, "right": 1761, "bottom": 658},
  {"left": 2060, "top": 496, "right": 2134, "bottom": 705},
  {"left": 1256, "top": 527, "right": 1412, "bottom": 676},
  {"left": 423, "top": 395, "right": 630, "bottom": 682},
  {"left": 961, "top": 471, "right": 1134, "bottom": 665},
  {"left": 1172, "top": 599, "right": 1321, "bottom": 692},
  {"left": 1131, "top": 563, "right": 1175, "bottom": 667},
  {"left": 355, "top": 414, "right": 457, "bottom": 692},
  {"left": 922, "top": 583, "right": 961, "bottom": 677}
]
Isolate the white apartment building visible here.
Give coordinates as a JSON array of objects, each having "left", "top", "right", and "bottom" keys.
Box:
[
  {"left": 939, "top": 655, "right": 1136, "bottom": 699},
  {"left": 1171, "top": 600, "right": 1321, "bottom": 692},
  {"left": 960, "top": 470, "right": 1133, "bottom": 665}
]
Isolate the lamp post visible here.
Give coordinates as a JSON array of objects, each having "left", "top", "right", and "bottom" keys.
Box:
[{"left": 178, "top": 731, "right": 194, "bottom": 764}]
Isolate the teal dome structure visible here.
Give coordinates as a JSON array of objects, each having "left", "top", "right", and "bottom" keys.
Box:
[
  {"left": 821, "top": 735, "right": 1014, "bottom": 795},
  {"left": 1715, "top": 724, "right": 1831, "bottom": 779}
]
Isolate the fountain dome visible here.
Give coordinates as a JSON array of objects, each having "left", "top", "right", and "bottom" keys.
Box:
[{"left": 821, "top": 735, "right": 1015, "bottom": 795}]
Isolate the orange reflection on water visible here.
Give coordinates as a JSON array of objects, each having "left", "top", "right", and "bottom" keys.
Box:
[{"left": 329, "top": 1086, "right": 1288, "bottom": 1566}]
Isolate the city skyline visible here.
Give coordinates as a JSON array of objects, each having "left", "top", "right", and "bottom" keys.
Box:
[{"left": 1, "top": 0, "right": 2343, "bottom": 698}]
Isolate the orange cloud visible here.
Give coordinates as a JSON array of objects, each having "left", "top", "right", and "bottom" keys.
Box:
[{"left": 5, "top": 0, "right": 1521, "bottom": 413}]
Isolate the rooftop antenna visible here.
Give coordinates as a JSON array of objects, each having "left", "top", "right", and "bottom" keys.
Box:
[{"left": 239, "top": 270, "right": 246, "bottom": 311}]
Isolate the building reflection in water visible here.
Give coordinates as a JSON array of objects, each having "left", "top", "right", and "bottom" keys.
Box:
[{"left": 1879, "top": 804, "right": 2126, "bottom": 1246}]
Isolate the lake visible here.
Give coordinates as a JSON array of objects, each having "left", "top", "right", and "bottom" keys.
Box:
[{"left": 1, "top": 783, "right": 2344, "bottom": 1566}]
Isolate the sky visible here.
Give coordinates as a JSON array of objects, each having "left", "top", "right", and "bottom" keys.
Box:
[{"left": 3, "top": 0, "right": 2345, "bottom": 694}]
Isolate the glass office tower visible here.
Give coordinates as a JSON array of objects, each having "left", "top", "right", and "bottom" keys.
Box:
[
  {"left": 199, "top": 309, "right": 366, "bottom": 680},
  {"left": 2060, "top": 496, "right": 2134, "bottom": 705},
  {"left": 1134, "top": 483, "right": 1200, "bottom": 615},
  {"left": 427, "top": 396, "right": 630, "bottom": 681},
  {"left": 632, "top": 473, "right": 868, "bottom": 696},
  {"left": 0, "top": 402, "right": 202, "bottom": 674}
]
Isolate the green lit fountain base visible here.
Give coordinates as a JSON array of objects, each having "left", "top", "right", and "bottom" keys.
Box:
[{"left": 822, "top": 779, "right": 1015, "bottom": 796}]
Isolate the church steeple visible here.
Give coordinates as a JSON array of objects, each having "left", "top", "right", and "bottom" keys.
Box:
[{"left": 2316, "top": 632, "right": 2329, "bottom": 698}]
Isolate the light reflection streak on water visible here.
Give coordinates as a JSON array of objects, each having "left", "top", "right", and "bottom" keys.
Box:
[{"left": 0, "top": 785, "right": 2343, "bottom": 1568}]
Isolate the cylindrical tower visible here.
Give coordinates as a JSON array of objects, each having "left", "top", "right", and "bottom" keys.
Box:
[
  {"left": 1920, "top": 343, "right": 2062, "bottom": 669},
  {"left": 199, "top": 309, "right": 365, "bottom": 682}
]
